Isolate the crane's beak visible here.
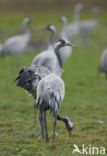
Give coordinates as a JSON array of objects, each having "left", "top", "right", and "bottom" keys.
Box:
[
  {"left": 15, "top": 76, "right": 20, "bottom": 82},
  {"left": 38, "top": 26, "right": 47, "bottom": 31},
  {"left": 66, "top": 43, "right": 77, "bottom": 47}
]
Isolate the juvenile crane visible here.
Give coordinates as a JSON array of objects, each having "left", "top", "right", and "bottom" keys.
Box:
[{"left": 36, "top": 39, "right": 74, "bottom": 142}]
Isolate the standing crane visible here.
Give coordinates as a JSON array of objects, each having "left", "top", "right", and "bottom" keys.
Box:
[
  {"left": 36, "top": 39, "right": 74, "bottom": 142},
  {"left": 59, "top": 16, "right": 73, "bottom": 64},
  {"left": 1, "top": 17, "right": 32, "bottom": 55},
  {"left": 79, "top": 6, "right": 100, "bottom": 44},
  {"left": 32, "top": 24, "right": 62, "bottom": 76},
  {"left": 59, "top": 3, "right": 83, "bottom": 41}
]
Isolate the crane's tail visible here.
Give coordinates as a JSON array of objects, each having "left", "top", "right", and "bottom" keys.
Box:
[{"left": 36, "top": 92, "right": 59, "bottom": 115}]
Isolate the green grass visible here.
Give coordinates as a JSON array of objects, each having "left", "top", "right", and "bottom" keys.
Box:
[{"left": 0, "top": 11, "right": 107, "bottom": 156}]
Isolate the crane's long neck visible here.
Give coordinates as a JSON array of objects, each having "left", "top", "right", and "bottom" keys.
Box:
[
  {"left": 49, "top": 31, "right": 56, "bottom": 46},
  {"left": 55, "top": 45, "right": 63, "bottom": 69},
  {"left": 73, "top": 9, "right": 81, "bottom": 22},
  {"left": 23, "top": 25, "right": 32, "bottom": 42}
]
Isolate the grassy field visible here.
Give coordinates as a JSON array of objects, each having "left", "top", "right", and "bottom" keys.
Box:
[{"left": 0, "top": 11, "right": 107, "bottom": 156}]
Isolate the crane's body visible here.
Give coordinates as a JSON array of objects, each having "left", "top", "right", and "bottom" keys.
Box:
[
  {"left": 79, "top": 6, "right": 100, "bottom": 44},
  {"left": 59, "top": 3, "right": 83, "bottom": 42},
  {"left": 2, "top": 32, "right": 31, "bottom": 55},
  {"left": 37, "top": 73, "right": 65, "bottom": 111},
  {"left": 59, "top": 16, "right": 73, "bottom": 63},
  {"left": 32, "top": 49, "right": 60, "bottom": 74}
]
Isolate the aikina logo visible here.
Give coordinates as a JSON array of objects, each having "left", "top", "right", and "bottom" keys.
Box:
[{"left": 72, "top": 144, "right": 106, "bottom": 155}]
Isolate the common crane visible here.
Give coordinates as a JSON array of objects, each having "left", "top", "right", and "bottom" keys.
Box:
[
  {"left": 36, "top": 39, "right": 74, "bottom": 142},
  {"left": 1, "top": 17, "right": 31, "bottom": 55},
  {"left": 59, "top": 3, "right": 83, "bottom": 41},
  {"left": 32, "top": 24, "right": 62, "bottom": 76},
  {"left": 16, "top": 40, "right": 74, "bottom": 142},
  {"left": 59, "top": 16, "right": 72, "bottom": 64},
  {"left": 79, "top": 6, "right": 100, "bottom": 44}
]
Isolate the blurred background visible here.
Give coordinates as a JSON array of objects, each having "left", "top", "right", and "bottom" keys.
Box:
[
  {"left": 0, "top": 0, "right": 107, "bottom": 155},
  {"left": 0, "top": 0, "right": 107, "bottom": 43},
  {"left": 0, "top": 0, "right": 107, "bottom": 12}
]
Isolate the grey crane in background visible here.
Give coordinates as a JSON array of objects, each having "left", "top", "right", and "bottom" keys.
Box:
[
  {"left": 32, "top": 24, "right": 63, "bottom": 76},
  {"left": 59, "top": 3, "right": 83, "bottom": 41},
  {"left": 79, "top": 6, "right": 100, "bottom": 44},
  {"left": 1, "top": 17, "right": 32, "bottom": 55},
  {"left": 98, "top": 48, "right": 107, "bottom": 79},
  {"left": 59, "top": 16, "right": 73, "bottom": 64}
]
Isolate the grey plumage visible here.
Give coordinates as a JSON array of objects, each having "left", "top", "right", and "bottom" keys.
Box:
[
  {"left": 1, "top": 17, "right": 32, "bottom": 55},
  {"left": 15, "top": 64, "right": 50, "bottom": 99},
  {"left": 36, "top": 40, "right": 73, "bottom": 142},
  {"left": 32, "top": 24, "right": 62, "bottom": 76},
  {"left": 16, "top": 40, "right": 74, "bottom": 142}
]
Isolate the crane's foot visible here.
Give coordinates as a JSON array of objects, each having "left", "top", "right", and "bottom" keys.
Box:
[{"left": 68, "top": 127, "right": 73, "bottom": 137}]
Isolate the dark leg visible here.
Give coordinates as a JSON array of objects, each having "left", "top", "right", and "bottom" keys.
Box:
[
  {"left": 44, "top": 111, "right": 48, "bottom": 142},
  {"left": 34, "top": 103, "right": 38, "bottom": 125},
  {"left": 56, "top": 112, "right": 73, "bottom": 136},
  {"left": 39, "top": 111, "right": 45, "bottom": 139},
  {"left": 52, "top": 113, "right": 57, "bottom": 142}
]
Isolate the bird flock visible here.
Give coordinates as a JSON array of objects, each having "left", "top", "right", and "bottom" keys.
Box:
[{"left": 1, "top": 3, "right": 107, "bottom": 142}]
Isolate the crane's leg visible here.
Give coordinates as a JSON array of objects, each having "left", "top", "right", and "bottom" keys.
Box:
[
  {"left": 39, "top": 111, "right": 45, "bottom": 139},
  {"left": 57, "top": 112, "right": 73, "bottom": 137},
  {"left": 52, "top": 113, "right": 57, "bottom": 142},
  {"left": 34, "top": 102, "right": 38, "bottom": 125},
  {"left": 44, "top": 111, "right": 48, "bottom": 142}
]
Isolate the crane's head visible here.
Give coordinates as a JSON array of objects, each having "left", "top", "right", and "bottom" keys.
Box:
[
  {"left": 74, "top": 2, "right": 84, "bottom": 12},
  {"left": 59, "top": 16, "right": 68, "bottom": 25},
  {"left": 46, "top": 24, "right": 56, "bottom": 33},
  {"left": 55, "top": 39, "right": 76, "bottom": 49},
  {"left": 23, "top": 17, "right": 31, "bottom": 27}
]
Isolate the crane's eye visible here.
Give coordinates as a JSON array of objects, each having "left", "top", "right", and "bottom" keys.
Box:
[
  {"left": 47, "top": 24, "right": 51, "bottom": 30},
  {"left": 59, "top": 39, "right": 65, "bottom": 44}
]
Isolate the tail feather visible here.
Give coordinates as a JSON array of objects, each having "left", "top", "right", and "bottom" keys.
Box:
[{"left": 36, "top": 93, "right": 59, "bottom": 114}]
